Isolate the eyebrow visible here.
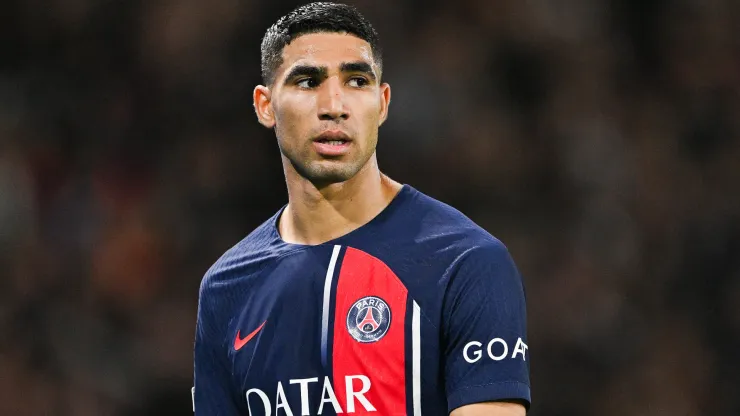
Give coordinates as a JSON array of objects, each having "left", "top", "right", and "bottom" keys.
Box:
[
  {"left": 284, "top": 65, "right": 328, "bottom": 84},
  {"left": 283, "top": 61, "right": 377, "bottom": 85},
  {"left": 340, "top": 61, "right": 377, "bottom": 81}
]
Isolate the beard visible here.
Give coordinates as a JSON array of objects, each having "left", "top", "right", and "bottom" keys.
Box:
[{"left": 277, "top": 138, "right": 376, "bottom": 187}]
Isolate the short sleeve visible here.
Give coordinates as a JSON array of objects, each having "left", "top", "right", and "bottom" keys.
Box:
[
  {"left": 193, "top": 278, "right": 243, "bottom": 415},
  {"left": 442, "top": 240, "right": 531, "bottom": 413}
]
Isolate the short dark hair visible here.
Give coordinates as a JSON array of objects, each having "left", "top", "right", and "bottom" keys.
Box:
[{"left": 260, "top": 2, "right": 382, "bottom": 86}]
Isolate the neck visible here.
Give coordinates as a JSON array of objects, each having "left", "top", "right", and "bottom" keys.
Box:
[{"left": 278, "top": 154, "right": 403, "bottom": 245}]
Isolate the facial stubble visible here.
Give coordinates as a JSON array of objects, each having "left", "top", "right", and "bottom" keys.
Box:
[{"left": 276, "top": 128, "right": 378, "bottom": 187}]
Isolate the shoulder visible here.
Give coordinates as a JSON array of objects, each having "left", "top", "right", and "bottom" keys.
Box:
[
  {"left": 399, "top": 187, "right": 520, "bottom": 295},
  {"left": 199, "top": 209, "right": 293, "bottom": 300},
  {"left": 405, "top": 186, "right": 509, "bottom": 256}
]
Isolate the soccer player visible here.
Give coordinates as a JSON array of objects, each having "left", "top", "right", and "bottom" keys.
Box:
[{"left": 193, "top": 2, "right": 531, "bottom": 415}]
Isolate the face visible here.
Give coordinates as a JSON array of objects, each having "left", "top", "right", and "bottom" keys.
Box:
[{"left": 254, "top": 32, "right": 390, "bottom": 186}]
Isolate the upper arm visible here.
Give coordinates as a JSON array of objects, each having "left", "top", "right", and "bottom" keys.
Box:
[
  {"left": 193, "top": 276, "right": 243, "bottom": 415},
  {"left": 450, "top": 401, "right": 527, "bottom": 416},
  {"left": 442, "top": 240, "right": 531, "bottom": 413}
]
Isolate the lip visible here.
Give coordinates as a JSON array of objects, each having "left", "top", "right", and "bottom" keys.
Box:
[
  {"left": 312, "top": 130, "right": 352, "bottom": 157},
  {"left": 312, "top": 130, "right": 352, "bottom": 142}
]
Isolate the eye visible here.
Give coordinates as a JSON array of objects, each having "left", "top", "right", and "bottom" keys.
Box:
[
  {"left": 347, "top": 77, "right": 369, "bottom": 88},
  {"left": 296, "top": 78, "right": 319, "bottom": 89}
]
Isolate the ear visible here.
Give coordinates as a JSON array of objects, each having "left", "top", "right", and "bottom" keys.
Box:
[
  {"left": 378, "top": 82, "right": 391, "bottom": 126},
  {"left": 253, "top": 85, "right": 275, "bottom": 128}
]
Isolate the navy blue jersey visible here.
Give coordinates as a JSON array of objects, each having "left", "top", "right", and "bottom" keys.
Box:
[{"left": 193, "top": 185, "right": 531, "bottom": 415}]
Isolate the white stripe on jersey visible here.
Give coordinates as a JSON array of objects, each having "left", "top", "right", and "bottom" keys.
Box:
[
  {"left": 321, "top": 245, "right": 342, "bottom": 367},
  {"left": 412, "top": 301, "right": 421, "bottom": 416}
]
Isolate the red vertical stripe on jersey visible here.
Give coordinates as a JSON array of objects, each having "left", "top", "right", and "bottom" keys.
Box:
[{"left": 333, "top": 247, "right": 408, "bottom": 415}]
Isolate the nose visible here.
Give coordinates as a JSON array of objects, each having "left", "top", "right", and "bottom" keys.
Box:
[{"left": 318, "top": 77, "right": 349, "bottom": 121}]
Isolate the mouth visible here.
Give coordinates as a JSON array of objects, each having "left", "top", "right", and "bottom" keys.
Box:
[
  {"left": 313, "top": 130, "right": 352, "bottom": 146},
  {"left": 312, "top": 131, "right": 352, "bottom": 156}
]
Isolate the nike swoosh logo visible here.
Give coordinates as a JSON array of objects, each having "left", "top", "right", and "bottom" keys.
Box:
[{"left": 234, "top": 320, "right": 266, "bottom": 351}]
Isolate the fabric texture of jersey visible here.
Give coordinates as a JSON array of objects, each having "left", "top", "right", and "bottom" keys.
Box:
[{"left": 193, "top": 184, "right": 531, "bottom": 415}]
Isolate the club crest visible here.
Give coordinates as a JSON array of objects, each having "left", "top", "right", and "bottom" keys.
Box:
[{"left": 346, "top": 296, "right": 391, "bottom": 343}]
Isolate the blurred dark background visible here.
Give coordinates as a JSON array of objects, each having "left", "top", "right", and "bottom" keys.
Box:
[{"left": 1, "top": 0, "right": 739, "bottom": 415}]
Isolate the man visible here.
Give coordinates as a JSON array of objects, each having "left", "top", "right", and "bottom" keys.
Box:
[{"left": 193, "top": 2, "right": 531, "bottom": 415}]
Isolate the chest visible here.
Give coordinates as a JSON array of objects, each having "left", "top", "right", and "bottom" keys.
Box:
[{"left": 225, "top": 245, "right": 440, "bottom": 415}]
